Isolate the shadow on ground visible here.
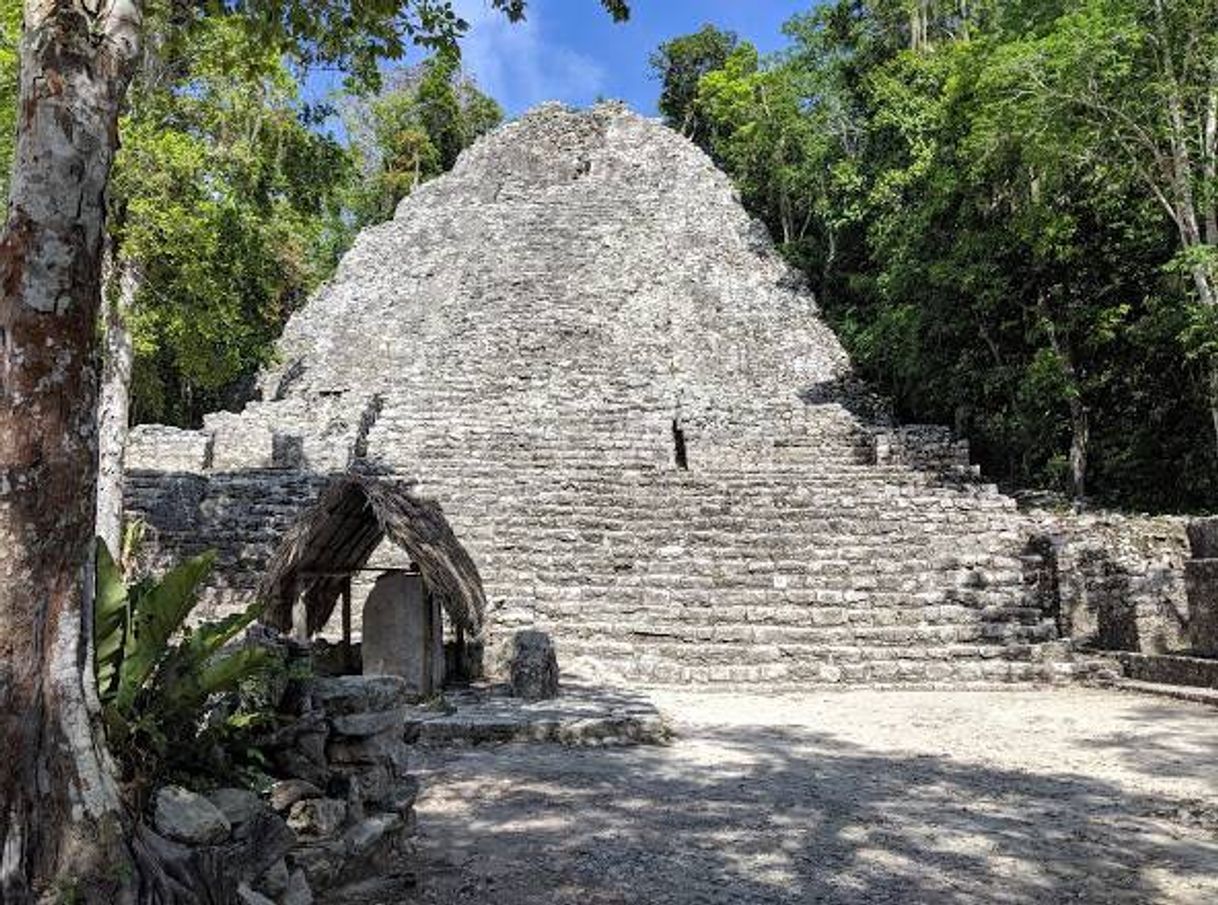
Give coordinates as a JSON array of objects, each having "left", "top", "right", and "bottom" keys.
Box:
[{"left": 392, "top": 713, "right": 1218, "bottom": 905}]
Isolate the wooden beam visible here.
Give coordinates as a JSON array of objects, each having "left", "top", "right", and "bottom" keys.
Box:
[
  {"left": 298, "top": 566, "right": 419, "bottom": 578},
  {"left": 341, "top": 577, "right": 353, "bottom": 673}
]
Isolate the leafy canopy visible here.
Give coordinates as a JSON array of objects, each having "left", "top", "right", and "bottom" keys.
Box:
[{"left": 666, "top": 0, "right": 1218, "bottom": 510}]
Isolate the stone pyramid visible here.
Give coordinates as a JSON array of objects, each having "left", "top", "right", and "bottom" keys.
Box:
[{"left": 127, "top": 103, "right": 1121, "bottom": 686}]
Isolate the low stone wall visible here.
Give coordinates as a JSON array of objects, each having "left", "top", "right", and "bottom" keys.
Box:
[
  {"left": 127, "top": 425, "right": 212, "bottom": 473},
  {"left": 260, "top": 674, "right": 419, "bottom": 895},
  {"left": 143, "top": 666, "right": 419, "bottom": 904},
  {"left": 125, "top": 469, "right": 332, "bottom": 621},
  {"left": 874, "top": 424, "right": 974, "bottom": 474},
  {"left": 1025, "top": 513, "right": 1191, "bottom": 655},
  {"left": 1114, "top": 651, "right": 1218, "bottom": 690}
]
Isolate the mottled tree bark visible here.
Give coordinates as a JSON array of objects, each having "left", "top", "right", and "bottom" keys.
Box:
[
  {"left": 96, "top": 254, "right": 139, "bottom": 561},
  {"left": 0, "top": 2, "right": 142, "bottom": 902}
]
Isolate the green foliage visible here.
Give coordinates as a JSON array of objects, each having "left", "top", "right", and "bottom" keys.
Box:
[
  {"left": 0, "top": 0, "right": 17, "bottom": 207},
  {"left": 340, "top": 53, "right": 503, "bottom": 230},
  {"left": 94, "top": 543, "right": 273, "bottom": 789},
  {"left": 649, "top": 24, "right": 738, "bottom": 147},
  {"left": 669, "top": 0, "right": 1218, "bottom": 510},
  {"left": 114, "top": 16, "right": 355, "bottom": 427}
]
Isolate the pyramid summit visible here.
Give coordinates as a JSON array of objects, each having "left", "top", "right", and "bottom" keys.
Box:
[
  {"left": 126, "top": 102, "right": 1191, "bottom": 687},
  {"left": 263, "top": 101, "right": 849, "bottom": 414}
]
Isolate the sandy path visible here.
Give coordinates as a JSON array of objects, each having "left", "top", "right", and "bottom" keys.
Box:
[{"left": 391, "top": 689, "right": 1217, "bottom": 904}]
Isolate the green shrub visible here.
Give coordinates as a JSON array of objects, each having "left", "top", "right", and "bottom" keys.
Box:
[{"left": 94, "top": 542, "right": 274, "bottom": 793}]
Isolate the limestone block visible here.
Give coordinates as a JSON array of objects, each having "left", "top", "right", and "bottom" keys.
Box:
[
  {"left": 1185, "top": 559, "right": 1218, "bottom": 655},
  {"left": 207, "top": 788, "right": 267, "bottom": 840},
  {"left": 312, "top": 675, "right": 412, "bottom": 715},
  {"left": 510, "top": 630, "right": 559, "bottom": 700},
  {"left": 126, "top": 425, "right": 212, "bottom": 472},
  {"left": 329, "top": 706, "right": 408, "bottom": 738},
  {"left": 206, "top": 413, "right": 275, "bottom": 470},
  {"left": 326, "top": 733, "right": 409, "bottom": 772},
  {"left": 154, "top": 786, "right": 231, "bottom": 845},
  {"left": 269, "top": 779, "right": 323, "bottom": 815},
  {"left": 287, "top": 798, "right": 347, "bottom": 839}
]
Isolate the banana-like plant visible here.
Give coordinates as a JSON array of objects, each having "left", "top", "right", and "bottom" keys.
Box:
[{"left": 94, "top": 542, "right": 273, "bottom": 781}]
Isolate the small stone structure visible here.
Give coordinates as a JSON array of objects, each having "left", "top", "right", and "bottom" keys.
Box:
[
  {"left": 139, "top": 669, "right": 421, "bottom": 904},
  {"left": 125, "top": 102, "right": 1206, "bottom": 688},
  {"left": 254, "top": 474, "right": 485, "bottom": 690}
]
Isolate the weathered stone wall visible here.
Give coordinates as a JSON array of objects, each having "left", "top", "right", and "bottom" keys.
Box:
[
  {"left": 1024, "top": 514, "right": 1191, "bottom": 655},
  {"left": 126, "top": 469, "right": 332, "bottom": 620},
  {"left": 124, "top": 102, "right": 1189, "bottom": 686}
]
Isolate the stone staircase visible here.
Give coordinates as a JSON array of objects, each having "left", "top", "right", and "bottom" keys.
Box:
[{"left": 346, "top": 395, "right": 1107, "bottom": 687}]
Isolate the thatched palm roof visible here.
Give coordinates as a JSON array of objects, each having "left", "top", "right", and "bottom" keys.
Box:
[{"left": 258, "top": 475, "right": 486, "bottom": 636}]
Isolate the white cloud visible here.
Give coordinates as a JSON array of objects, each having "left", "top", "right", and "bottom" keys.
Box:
[{"left": 452, "top": 0, "right": 607, "bottom": 115}]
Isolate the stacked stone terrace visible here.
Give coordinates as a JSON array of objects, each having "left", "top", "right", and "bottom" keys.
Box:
[{"left": 127, "top": 103, "right": 1188, "bottom": 687}]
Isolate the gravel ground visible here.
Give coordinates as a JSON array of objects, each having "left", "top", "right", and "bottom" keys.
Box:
[{"left": 380, "top": 688, "right": 1217, "bottom": 905}]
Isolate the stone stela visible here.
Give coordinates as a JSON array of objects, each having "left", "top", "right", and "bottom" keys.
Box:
[{"left": 362, "top": 569, "right": 445, "bottom": 697}]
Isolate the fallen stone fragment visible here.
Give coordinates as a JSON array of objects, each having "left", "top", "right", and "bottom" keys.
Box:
[
  {"left": 283, "top": 868, "right": 314, "bottom": 905},
  {"left": 153, "top": 786, "right": 231, "bottom": 846},
  {"left": 287, "top": 797, "right": 347, "bottom": 838},
  {"left": 269, "top": 778, "right": 323, "bottom": 814}
]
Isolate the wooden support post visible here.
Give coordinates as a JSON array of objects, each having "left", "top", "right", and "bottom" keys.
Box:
[
  {"left": 341, "top": 577, "right": 353, "bottom": 673},
  {"left": 429, "top": 591, "right": 445, "bottom": 693}
]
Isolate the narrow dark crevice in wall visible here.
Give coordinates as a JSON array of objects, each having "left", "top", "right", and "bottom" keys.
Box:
[
  {"left": 353, "top": 393, "right": 385, "bottom": 461},
  {"left": 672, "top": 419, "right": 688, "bottom": 471},
  {"left": 273, "top": 358, "right": 306, "bottom": 400}
]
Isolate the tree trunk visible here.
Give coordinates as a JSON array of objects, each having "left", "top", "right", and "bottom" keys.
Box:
[
  {"left": 96, "top": 255, "right": 139, "bottom": 561},
  {"left": 1067, "top": 396, "right": 1089, "bottom": 509},
  {"left": 0, "top": 3, "right": 142, "bottom": 902},
  {"left": 1037, "top": 290, "right": 1088, "bottom": 506}
]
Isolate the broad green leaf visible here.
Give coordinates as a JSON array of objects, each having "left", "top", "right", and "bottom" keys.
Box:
[
  {"left": 94, "top": 541, "right": 130, "bottom": 705},
  {"left": 115, "top": 550, "right": 217, "bottom": 712}
]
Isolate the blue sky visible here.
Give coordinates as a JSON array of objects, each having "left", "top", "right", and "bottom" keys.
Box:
[
  {"left": 306, "top": 2, "right": 815, "bottom": 138},
  {"left": 451, "top": 0, "right": 813, "bottom": 117}
]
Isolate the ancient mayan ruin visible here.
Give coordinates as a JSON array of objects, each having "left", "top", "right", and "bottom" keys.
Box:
[{"left": 126, "top": 102, "right": 1204, "bottom": 687}]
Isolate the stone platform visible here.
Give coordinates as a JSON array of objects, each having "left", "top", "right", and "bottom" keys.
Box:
[{"left": 406, "top": 683, "right": 669, "bottom": 747}]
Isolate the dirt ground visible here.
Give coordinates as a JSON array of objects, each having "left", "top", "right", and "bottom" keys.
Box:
[{"left": 382, "top": 688, "right": 1216, "bottom": 904}]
